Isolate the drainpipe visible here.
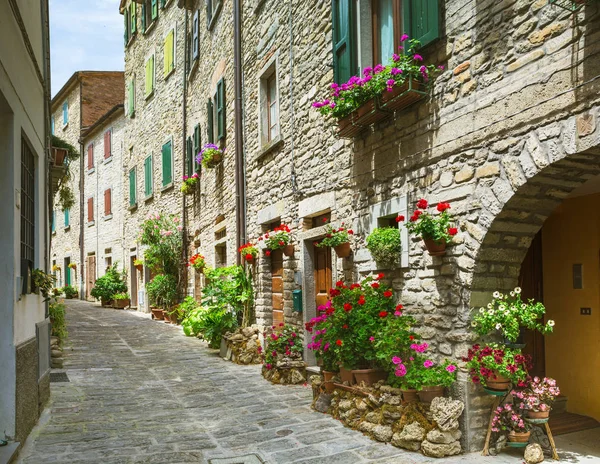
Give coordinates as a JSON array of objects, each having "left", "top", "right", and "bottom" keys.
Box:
[
  {"left": 79, "top": 76, "right": 85, "bottom": 299},
  {"left": 233, "top": 0, "right": 246, "bottom": 264},
  {"left": 288, "top": 0, "right": 298, "bottom": 195},
  {"left": 182, "top": 10, "right": 189, "bottom": 291},
  {"left": 41, "top": 0, "right": 51, "bottom": 317}
]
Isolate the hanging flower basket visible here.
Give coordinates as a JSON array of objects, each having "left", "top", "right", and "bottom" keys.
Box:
[
  {"left": 196, "top": 144, "right": 223, "bottom": 169},
  {"left": 334, "top": 242, "right": 351, "bottom": 258},
  {"left": 180, "top": 173, "right": 199, "bottom": 195},
  {"left": 406, "top": 199, "right": 457, "bottom": 257},
  {"left": 188, "top": 254, "right": 205, "bottom": 272},
  {"left": 282, "top": 244, "right": 295, "bottom": 257},
  {"left": 549, "top": 0, "right": 593, "bottom": 11},
  {"left": 317, "top": 222, "right": 354, "bottom": 258},
  {"left": 423, "top": 238, "right": 447, "bottom": 256},
  {"left": 51, "top": 147, "right": 68, "bottom": 167},
  {"left": 239, "top": 243, "right": 258, "bottom": 264}
]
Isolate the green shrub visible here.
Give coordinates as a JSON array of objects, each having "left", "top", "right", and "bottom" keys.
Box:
[
  {"left": 146, "top": 274, "right": 178, "bottom": 309},
  {"left": 90, "top": 264, "right": 127, "bottom": 301},
  {"left": 49, "top": 301, "right": 67, "bottom": 343},
  {"left": 113, "top": 292, "right": 130, "bottom": 300},
  {"left": 32, "top": 269, "right": 56, "bottom": 301},
  {"left": 62, "top": 285, "right": 78, "bottom": 299},
  {"left": 366, "top": 227, "right": 402, "bottom": 267},
  {"left": 182, "top": 305, "right": 237, "bottom": 348},
  {"left": 170, "top": 296, "right": 199, "bottom": 322},
  {"left": 203, "top": 265, "right": 254, "bottom": 327},
  {"left": 52, "top": 287, "right": 64, "bottom": 297}
]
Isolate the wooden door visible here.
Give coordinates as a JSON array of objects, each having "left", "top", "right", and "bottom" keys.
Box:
[
  {"left": 86, "top": 255, "right": 96, "bottom": 300},
  {"left": 271, "top": 249, "right": 284, "bottom": 326},
  {"left": 518, "top": 230, "right": 546, "bottom": 378},
  {"left": 314, "top": 245, "right": 332, "bottom": 308},
  {"left": 130, "top": 256, "right": 138, "bottom": 307}
]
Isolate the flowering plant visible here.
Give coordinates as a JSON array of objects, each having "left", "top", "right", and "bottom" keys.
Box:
[
  {"left": 52, "top": 264, "right": 61, "bottom": 272},
  {"left": 471, "top": 287, "right": 554, "bottom": 342},
  {"left": 260, "top": 224, "right": 292, "bottom": 251},
  {"left": 405, "top": 199, "right": 457, "bottom": 243},
  {"left": 196, "top": 144, "right": 223, "bottom": 169},
  {"left": 188, "top": 253, "right": 205, "bottom": 270},
  {"left": 68, "top": 262, "right": 77, "bottom": 269},
  {"left": 313, "top": 37, "right": 442, "bottom": 119},
  {"left": 238, "top": 243, "right": 258, "bottom": 261},
  {"left": 180, "top": 173, "right": 199, "bottom": 195},
  {"left": 463, "top": 343, "right": 531, "bottom": 387},
  {"left": 139, "top": 214, "right": 183, "bottom": 277},
  {"left": 512, "top": 377, "right": 560, "bottom": 412},
  {"left": 491, "top": 403, "right": 530, "bottom": 433},
  {"left": 134, "top": 258, "right": 144, "bottom": 267},
  {"left": 263, "top": 324, "right": 303, "bottom": 370},
  {"left": 366, "top": 227, "right": 402, "bottom": 267},
  {"left": 316, "top": 223, "right": 353, "bottom": 248}
]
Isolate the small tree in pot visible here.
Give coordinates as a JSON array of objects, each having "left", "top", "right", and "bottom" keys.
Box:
[{"left": 90, "top": 264, "right": 127, "bottom": 306}]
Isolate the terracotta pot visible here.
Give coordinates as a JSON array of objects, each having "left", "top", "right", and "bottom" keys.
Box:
[
  {"left": 508, "top": 431, "right": 531, "bottom": 443},
  {"left": 322, "top": 370, "right": 335, "bottom": 394},
  {"left": 334, "top": 242, "right": 351, "bottom": 258},
  {"left": 101, "top": 298, "right": 113, "bottom": 307},
  {"left": 486, "top": 371, "right": 511, "bottom": 391},
  {"left": 135, "top": 264, "right": 143, "bottom": 272},
  {"left": 205, "top": 152, "right": 222, "bottom": 168},
  {"left": 163, "top": 312, "right": 172, "bottom": 323},
  {"left": 244, "top": 255, "right": 255, "bottom": 264},
  {"left": 112, "top": 299, "right": 130, "bottom": 309},
  {"left": 423, "top": 238, "right": 447, "bottom": 256},
  {"left": 283, "top": 244, "right": 295, "bottom": 257},
  {"left": 401, "top": 388, "right": 419, "bottom": 403},
  {"left": 51, "top": 147, "right": 68, "bottom": 166},
  {"left": 418, "top": 385, "right": 445, "bottom": 403},
  {"left": 339, "top": 366, "right": 354, "bottom": 385},
  {"left": 526, "top": 410, "right": 550, "bottom": 420},
  {"left": 352, "top": 368, "right": 386, "bottom": 387},
  {"left": 151, "top": 308, "right": 164, "bottom": 320}
]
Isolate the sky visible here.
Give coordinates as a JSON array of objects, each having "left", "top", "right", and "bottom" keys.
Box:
[{"left": 50, "top": 0, "right": 124, "bottom": 97}]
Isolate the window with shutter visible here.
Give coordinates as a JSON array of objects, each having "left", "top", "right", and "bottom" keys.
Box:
[
  {"left": 88, "top": 197, "right": 94, "bottom": 223},
  {"left": 207, "top": 99, "right": 214, "bottom": 144},
  {"left": 145, "top": 55, "right": 154, "bottom": 97},
  {"left": 164, "top": 30, "right": 175, "bottom": 77},
  {"left": 142, "top": 2, "right": 147, "bottom": 31},
  {"left": 144, "top": 155, "right": 153, "bottom": 197},
  {"left": 128, "top": 79, "right": 135, "bottom": 117},
  {"left": 216, "top": 78, "right": 225, "bottom": 141},
  {"left": 192, "top": 11, "right": 199, "bottom": 60},
  {"left": 64, "top": 208, "right": 70, "bottom": 228},
  {"left": 104, "top": 189, "right": 112, "bottom": 216},
  {"left": 160, "top": 0, "right": 166, "bottom": 8},
  {"left": 129, "top": 168, "right": 137, "bottom": 206},
  {"left": 87, "top": 144, "right": 94, "bottom": 170},
  {"left": 51, "top": 116, "right": 55, "bottom": 135},
  {"left": 162, "top": 141, "right": 173, "bottom": 187},
  {"left": 332, "top": 0, "right": 357, "bottom": 84},
  {"left": 104, "top": 130, "right": 112, "bottom": 159},
  {"left": 51, "top": 211, "right": 55, "bottom": 233},
  {"left": 124, "top": 7, "right": 130, "bottom": 45},
  {"left": 186, "top": 138, "right": 193, "bottom": 176},
  {"left": 151, "top": 0, "right": 158, "bottom": 20},
  {"left": 404, "top": 0, "right": 439, "bottom": 47},
  {"left": 194, "top": 125, "right": 201, "bottom": 173},
  {"left": 62, "top": 101, "right": 69, "bottom": 126},
  {"left": 131, "top": 4, "right": 136, "bottom": 35}
]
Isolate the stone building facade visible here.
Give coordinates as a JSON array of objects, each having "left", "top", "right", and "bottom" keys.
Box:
[{"left": 81, "top": 106, "right": 128, "bottom": 299}]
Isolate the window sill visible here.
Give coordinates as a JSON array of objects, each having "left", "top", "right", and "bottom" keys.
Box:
[
  {"left": 163, "top": 0, "right": 174, "bottom": 9},
  {"left": 258, "top": 135, "right": 283, "bottom": 159},
  {"left": 144, "top": 20, "right": 157, "bottom": 36},
  {"left": 188, "top": 59, "right": 199, "bottom": 81},
  {"left": 52, "top": 230, "right": 56, "bottom": 235},
  {"left": 62, "top": 122, "right": 69, "bottom": 129},
  {"left": 64, "top": 225, "right": 70, "bottom": 232},
  {"left": 126, "top": 34, "right": 136, "bottom": 47},
  {"left": 104, "top": 214, "right": 113, "bottom": 221},
  {"left": 164, "top": 67, "right": 175, "bottom": 81},
  {"left": 87, "top": 167, "right": 95, "bottom": 174},
  {"left": 128, "top": 203, "right": 138, "bottom": 212},
  {"left": 253, "top": 0, "right": 266, "bottom": 13},
  {"left": 129, "top": 110, "right": 135, "bottom": 119},
  {"left": 87, "top": 221, "right": 95, "bottom": 227},
  {"left": 104, "top": 156, "right": 113, "bottom": 165},
  {"left": 161, "top": 183, "right": 174, "bottom": 193},
  {"left": 144, "top": 194, "right": 154, "bottom": 203},
  {"left": 207, "top": 1, "right": 223, "bottom": 31},
  {"left": 145, "top": 90, "right": 154, "bottom": 101}
]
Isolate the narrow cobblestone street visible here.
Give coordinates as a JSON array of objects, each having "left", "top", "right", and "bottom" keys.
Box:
[{"left": 16, "top": 300, "right": 595, "bottom": 464}]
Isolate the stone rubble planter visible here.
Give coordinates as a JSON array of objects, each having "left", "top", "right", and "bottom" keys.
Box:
[
  {"left": 222, "top": 327, "right": 262, "bottom": 365},
  {"left": 262, "top": 357, "right": 307, "bottom": 385}
]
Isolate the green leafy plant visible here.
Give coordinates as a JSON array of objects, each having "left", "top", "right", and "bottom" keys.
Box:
[
  {"left": 62, "top": 285, "right": 78, "bottom": 299},
  {"left": 146, "top": 274, "right": 178, "bottom": 310},
  {"left": 134, "top": 258, "right": 144, "bottom": 267},
  {"left": 90, "top": 264, "right": 127, "bottom": 302},
  {"left": 188, "top": 254, "right": 205, "bottom": 270},
  {"left": 113, "top": 292, "right": 130, "bottom": 300},
  {"left": 139, "top": 214, "right": 183, "bottom": 278},
  {"left": 405, "top": 199, "right": 457, "bottom": 244},
  {"left": 180, "top": 173, "right": 199, "bottom": 195},
  {"left": 263, "top": 324, "right": 303, "bottom": 370},
  {"left": 316, "top": 223, "right": 353, "bottom": 248},
  {"left": 366, "top": 227, "right": 401, "bottom": 267},
  {"left": 51, "top": 135, "right": 80, "bottom": 211},
  {"left": 471, "top": 287, "right": 554, "bottom": 342},
  {"left": 52, "top": 287, "right": 63, "bottom": 297},
  {"left": 202, "top": 266, "right": 255, "bottom": 328},
  {"left": 196, "top": 144, "right": 223, "bottom": 169},
  {"left": 32, "top": 269, "right": 57, "bottom": 301},
  {"left": 170, "top": 296, "right": 199, "bottom": 322},
  {"left": 182, "top": 306, "right": 237, "bottom": 348},
  {"left": 49, "top": 301, "right": 68, "bottom": 343}
]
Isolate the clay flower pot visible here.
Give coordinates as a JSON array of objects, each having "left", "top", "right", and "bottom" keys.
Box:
[
  {"left": 101, "top": 298, "right": 113, "bottom": 307},
  {"left": 112, "top": 299, "right": 130, "bottom": 309},
  {"left": 151, "top": 308, "right": 164, "bottom": 320},
  {"left": 526, "top": 410, "right": 550, "bottom": 420},
  {"left": 334, "top": 242, "right": 351, "bottom": 258},
  {"left": 244, "top": 255, "right": 255, "bottom": 265},
  {"left": 283, "top": 244, "right": 295, "bottom": 257},
  {"left": 339, "top": 366, "right": 354, "bottom": 385},
  {"left": 418, "top": 385, "right": 445, "bottom": 403},
  {"left": 486, "top": 371, "right": 511, "bottom": 391},
  {"left": 508, "top": 430, "right": 531, "bottom": 443},
  {"left": 401, "top": 388, "right": 419, "bottom": 403},
  {"left": 322, "top": 370, "right": 335, "bottom": 394},
  {"left": 423, "top": 238, "right": 447, "bottom": 256},
  {"left": 135, "top": 264, "right": 143, "bottom": 272},
  {"left": 51, "top": 147, "right": 68, "bottom": 167},
  {"left": 352, "top": 368, "right": 386, "bottom": 387},
  {"left": 163, "top": 312, "right": 172, "bottom": 323}
]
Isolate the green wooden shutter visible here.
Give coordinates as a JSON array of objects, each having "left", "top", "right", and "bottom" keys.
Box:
[
  {"left": 193, "top": 125, "right": 201, "bottom": 173},
  {"left": 128, "top": 80, "right": 135, "bottom": 116},
  {"left": 141, "top": 2, "right": 146, "bottom": 31},
  {"left": 124, "top": 7, "right": 129, "bottom": 45},
  {"left": 206, "top": 0, "right": 212, "bottom": 27},
  {"left": 404, "top": 0, "right": 439, "bottom": 47},
  {"left": 151, "top": 0, "right": 158, "bottom": 20},
  {"left": 144, "top": 156, "right": 153, "bottom": 196},
  {"left": 332, "top": 0, "right": 357, "bottom": 84},
  {"left": 162, "top": 141, "right": 172, "bottom": 186},
  {"left": 65, "top": 265, "right": 71, "bottom": 286},
  {"left": 160, "top": 0, "right": 166, "bottom": 8},
  {"left": 131, "top": 5, "right": 136, "bottom": 34},
  {"left": 207, "top": 99, "right": 214, "bottom": 144},
  {"left": 186, "top": 138, "right": 193, "bottom": 175},
  {"left": 51, "top": 211, "right": 55, "bottom": 233},
  {"left": 192, "top": 11, "right": 199, "bottom": 60},
  {"left": 217, "top": 78, "right": 225, "bottom": 140},
  {"left": 64, "top": 208, "right": 70, "bottom": 227},
  {"left": 145, "top": 56, "right": 154, "bottom": 96},
  {"left": 129, "top": 168, "right": 136, "bottom": 206}
]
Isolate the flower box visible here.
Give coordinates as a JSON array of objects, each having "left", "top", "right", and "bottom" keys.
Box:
[
  {"left": 51, "top": 147, "right": 68, "bottom": 167},
  {"left": 379, "top": 79, "right": 427, "bottom": 112},
  {"left": 549, "top": 0, "right": 592, "bottom": 11}
]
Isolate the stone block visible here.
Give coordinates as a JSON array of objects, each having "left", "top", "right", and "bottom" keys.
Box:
[
  {"left": 475, "top": 162, "right": 500, "bottom": 179},
  {"left": 454, "top": 166, "right": 474, "bottom": 184},
  {"left": 506, "top": 49, "right": 545, "bottom": 72}
]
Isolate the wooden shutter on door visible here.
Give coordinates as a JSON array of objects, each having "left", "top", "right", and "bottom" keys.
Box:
[
  {"left": 104, "top": 189, "right": 112, "bottom": 216},
  {"left": 104, "top": 130, "right": 111, "bottom": 158},
  {"left": 271, "top": 249, "right": 284, "bottom": 326},
  {"left": 314, "top": 246, "right": 332, "bottom": 308},
  {"left": 88, "top": 197, "right": 93, "bottom": 222},
  {"left": 87, "top": 144, "right": 93, "bottom": 169}
]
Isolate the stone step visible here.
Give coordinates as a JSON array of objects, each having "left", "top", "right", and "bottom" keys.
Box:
[
  {"left": 552, "top": 395, "right": 568, "bottom": 415},
  {"left": 0, "top": 441, "right": 20, "bottom": 464}
]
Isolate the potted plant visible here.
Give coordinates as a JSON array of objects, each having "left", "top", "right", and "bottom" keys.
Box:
[
  {"left": 63, "top": 285, "right": 78, "bottom": 299},
  {"left": 416, "top": 359, "right": 458, "bottom": 403},
  {"left": 68, "top": 262, "right": 77, "bottom": 270},
  {"left": 366, "top": 227, "right": 401, "bottom": 268},
  {"left": 463, "top": 343, "right": 531, "bottom": 392},
  {"left": 491, "top": 403, "right": 531, "bottom": 443},
  {"left": 134, "top": 259, "right": 144, "bottom": 271},
  {"left": 180, "top": 173, "right": 199, "bottom": 195},
  {"left": 51, "top": 287, "right": 64, "bottom": 298},
  {"left": 32, "top": 269, "right": 57, "bottom": 302},
  {"left": 471, "top": 287, "right": 555, "bottom": 344},
  {"left": 188, "top": 253, "right": 206, "bottom": 272},
  {"left": 52, "top": 264, "right": 61, "bottom": 273},
  {"left": 239, "top": 243, "right": 258, "bottom": 264},
  {"left": 316, "top": 222, "right": 354, "bottom": 258},
  {"left": 196, "top": 143, "right": 223, "bottom": 169},
  {"left": 405, "top": 199, "right": 457, "bottom": 256},
  {"left": 112, "top": 292, "right": 130, "bottom": 309},
  {"left": 512, "top": 377, "right": 560, "bottom": 421},
  {"left": 90, "top": 264, "right": 128, "bottom": 307},
  {"left": 146, "top": 274, "right": 177, "bottom": 319},
  {"left": 260, "top": 224, "right": 294, "bottom": 256}
]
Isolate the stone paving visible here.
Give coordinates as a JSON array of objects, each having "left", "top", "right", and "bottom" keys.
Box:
[{"left": 16, "top": 300, "right": 594, "bottom": 464}]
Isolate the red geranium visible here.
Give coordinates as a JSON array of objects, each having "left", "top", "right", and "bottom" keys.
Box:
[
  {"left": 396, "top": 215, "right": 405, "bottom": 222},
  {"left": 343, "top": 324, "right": 349, "bottom": 329},
  {"left": 416, "top": 199, "right": 428, "bottom": 209},
  {"left": 245, "top": 253, "right": 253, "bottom": 260},
  {"left": 336, "top": 280, "right": 344, "bottom": 288},
  {"left": 383, "top": 290, "right": 392, "bottom": 298},
  {"left": 448, "top": 227, "right": 458, "bottom": 236},
  {"left": 410, "top": 210, "right": 423, "bottom": 222},
  {"left": 336, "top": 339, "right": 343, "bottom": 346},
  {"left": 376, "top": 272, "right": 385, "bottom": 280},
  {"left": 357, "top": 296, "right": 366, "bottom": 305},
  {"left": 437, "top": 202, "right": 451, "bottom": 212},
  {"left": 265, "top": 250, "right": 271, "bottom": 257},
  {"left": 343, "top": 303, "right": 352, "bottom": 311},
  {"left": 371, "top": 282, "right": 380, "bottom": 289},
  {"left": 379, "top": 311, "right": 388, "bottom": 318},
  {"left": 396, "top": 304, "right": 403, "bottom": 310}
]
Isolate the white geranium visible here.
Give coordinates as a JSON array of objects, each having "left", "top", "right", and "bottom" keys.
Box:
[
  {"left": 548, "top": 320, "right": 555, "bottom": 327},
  {"left": 509, "top": 291, "right": 514, "bottom": 297},
  {"left": 471, "top": 321, "right": 477, "bottom": 327},
  {"left": 493, "top": 291, "right": 500, "bottom": 298},
  {"left": 487, "top": 303, "right": 493, "bottom": 309},
  {"left": 488, "top": 309, "right": 495, "bottom": 315},
  {"left": 495, "top": 323, "right": 502, "bottom": 330},
  {"left": 479, "top": 308, "right": 485, "bottom": 314},
  {"left": 514, "top": 287, "right": 521, "bottom": 294}
]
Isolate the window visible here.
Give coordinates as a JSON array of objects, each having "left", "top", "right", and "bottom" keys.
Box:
[
  {"left": 193, "top": 124, "right": 201, "bottom": 172},
  {"left": 161, "top": 140, "right": 173, "bottom": 187},
  {"left": 129, "top": 167, "right": 137, "bottom": 207},
  {"left": 64, "top": 208, "right": 70, "bottom": 228},
  {"left": 128, "top": 78, "right": 135, "bottom": 117},
  {"left": 104, "top": 129, "right": 112, "bottom": 159},
  {"left": 87, "top": 143, "right": 94, "bottom": 170},
  {"left": 142, "top": 0, "right": 158, "bottom": 31},
  {"left": 207, "top": 99, "right": 214, "bottom": 144},
  {"left": 160, "top": 0, "right": 167, "bottom": 8},
  {"left": 62, "top": 101, "right": 68, "bottom": 126},
  {"left": 104, "top": 189, "right": 112, "bottom": 216},
  {"left": 124, "top": 6, "right": 130, "bottom": 45},
  {"left": 51, "top": 116, "right": 55, "bottom": 135},
  {"left": 215, "top": 244, "right": 226, "bottom": 268},
  {"left": 372, "top": 0, "right": 400, "bottom": 65},
  {"left": 144, "top": 155, "right": 153, "bottom": 197},
  {"left": 145, "top": 55, "right": 155, "bottom": 98},
  {"left": 207, "top": 0, "right": 222, "bottom": 28},
  {"left": 186, "top": 137, "right": 194, "bottom": 175},
  {"left": 87, "top": 197, "right": 94, "bottom": 223},
  {"left": 163, "top": 29, "right": 175, "bottom": 78},
  {"left": 259, "top": 62, "right": 280, "bottom": 147},
  {"left": 213, "top": 78, "right": 226, "bottom": 142},
  {"left": 192, "top": 11, "right": 199, "bottom": 60},
  {"left": 332, "top": 0, "right": 357, "bottom": 84}
]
